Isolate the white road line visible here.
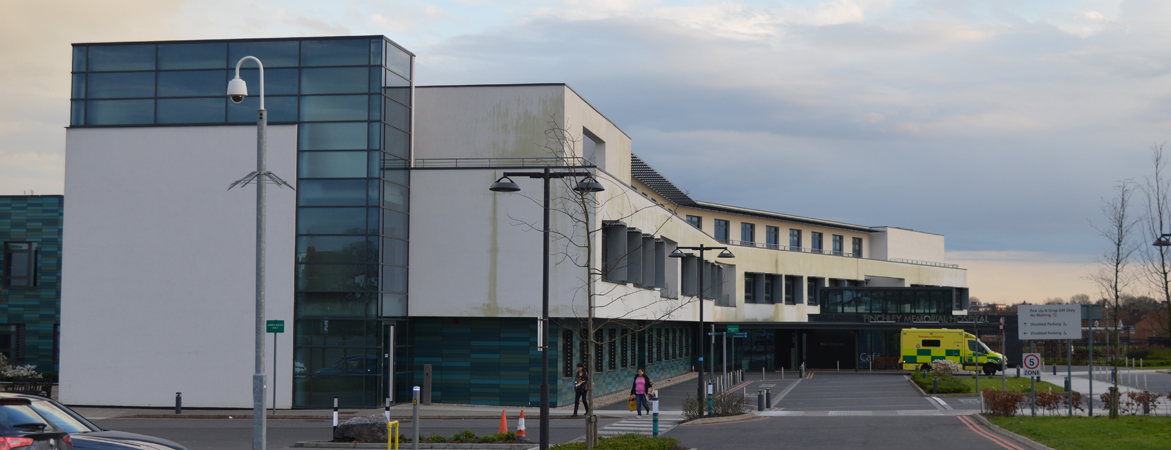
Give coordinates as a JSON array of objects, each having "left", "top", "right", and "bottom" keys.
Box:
[{"left": 931, "top": 396, "right": 953, "bottom": 410}]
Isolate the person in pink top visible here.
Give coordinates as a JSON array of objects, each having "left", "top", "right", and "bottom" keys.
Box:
[{"left": 628, "top": 368, "right": 654, "bottom": 417}]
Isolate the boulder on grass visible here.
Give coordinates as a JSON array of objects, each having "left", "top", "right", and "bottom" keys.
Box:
[{"left": 333, "top": 414, "right": 389, "bottom": 443}]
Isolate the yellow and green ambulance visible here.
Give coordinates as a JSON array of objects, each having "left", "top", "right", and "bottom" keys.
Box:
[{"left": 900, "top": 328, "right": 1004, "bottom": 376}]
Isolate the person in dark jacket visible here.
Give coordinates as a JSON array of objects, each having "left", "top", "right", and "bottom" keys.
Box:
[
  {"left": 573, "top": 363, "right": 590, "bottom": 417},
  {"left": 629, "top": 368, "right": 653, "bottom": 417}
]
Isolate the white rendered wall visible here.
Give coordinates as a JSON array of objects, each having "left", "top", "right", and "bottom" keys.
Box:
[
  {"left": 868, "top": 227, "right": 946, "bottom": 264},
  {"left": 61, "top": 126, "right": 297, "bottom": 408}
]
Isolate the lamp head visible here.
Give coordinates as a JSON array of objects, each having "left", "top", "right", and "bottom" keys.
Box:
[
  {"left": 1155, "top": 234, "right": 1171, "bottom": 247},
  {"left": 227, "top": 77, "right": 248, "bottom": 104},
  {"left": 573, "top": 176, "right": 605, "bottom": 193},
  {"left": 669, "top": 248, "right": 686, "bottom": 258},
  {"left": 489, "top": 176, "right": 521, "bottom": 192},
  {"left": 717, "top": 249, "right": 735, "bottom": 258}
]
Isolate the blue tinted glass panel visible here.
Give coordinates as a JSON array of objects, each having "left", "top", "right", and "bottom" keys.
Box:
[
  {"left": 87, "top": 72, "right": 154, "bottom": 99},
  {"left": 157, "top": 70, "right": 227, "bottom": 97},
  {"left": 227, "top": 95, "right": 298, "bottom": 123},
  {"left": 229, "top": 41, "right": 299, "bottom": 68},
  {"left": 382, "top": 238, "right": 407, "bottom": 266},
  {"left": 298, "top": 179, "right": 369, "bottom": 206},
  {"left": 370, "top": 39, "right": 383, "bottom": 65},
  {"left": 368, "top": 95, "right": 382, "bottom": 121},
  {"left": 296, "top": 264, "right": 377, "bottom": 291},
  {"left": 297, "top": 207, "right": 367, "bottom": 234},
  {"left": 72, "top": 74, "right": 85, "bottom": 99},
  {"left": 385, "top": 100, "right": 409, "bottom": 131},
  {"left": 86, "top": 99, "right": 154, "bottom": 125},
  {"left": 383, "top": 182, "right": 407, "bottom": 212},
  {"left": 385, "top": 46, "right": 411, "bottom": 80},
  {"left": 72, "top": 46, "right": 86, "bottom": 72},
  {"left": 158, "top": 42, "right": 227, "bottom": 69},
  {"left": 384, "top": 125, "right": 409, "bottom": 159},
  {"left": 368, "top": 122, "right": 381, "bottom": 150},
  {"left": 383, "top": 209, "right": 407, "bottom": 239},
  {"left": 299, "top": 122, "right": 367, "bottom": 150},
  {"left": 301, "top": 67, "right": 369, "bottom": 95},
  {"left": 383, "top": 71, "right": 410, "bottom": 105},
  {"left": 382, "top": 157, "right": 408, "bottom": 185},
  {"left": 368, "top": 207, "right": 380, "bottom": 234},
  {"left": 157, "top": 98, "right": 225, "bottom": 124},
  {"left": 300, "top": 95, "right": 368, "bottom": 122},
  {"left": 236, "top": 68, "right": 298, "bottom": 96},
  {"left": 368, "top": 152, "right": 380, "bottom": 178},
  {"left": 71, "top": 101, "right": 85, "bottom": 126},
  {"left": 299, "top": 151, "right": 368, "bottom": 178},
  {"left": 88, "top": 45, "right": 155, "bottom": 71},
  {"left": 382, "top": 266, "right": 407, "bottom": 293},
  {"left": 301, "top": 39, "right": 368, "bottom": 66},
  {"left": 297, "top": 236, "right": 375, "bottom": 264}
]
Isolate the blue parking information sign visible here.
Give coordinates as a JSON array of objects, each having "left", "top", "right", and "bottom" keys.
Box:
[{"left": 266, "top": 320, "right": 284, "bottom": 333}]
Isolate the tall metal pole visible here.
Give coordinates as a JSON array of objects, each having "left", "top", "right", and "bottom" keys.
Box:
[
  {"left": 697, "top": 246, "right": 705, "bottom": 404},
  {"left": 540, "top": 167, "right": 551, "bottom": 450},
  {"left": 249, "top": 57, "right": 268, "bottom": 450}
]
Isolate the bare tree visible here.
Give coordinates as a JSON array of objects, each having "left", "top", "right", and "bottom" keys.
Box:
[
  {"left": 500, "top": 117, "right": 707, "bottom": 447},
  {"left": 1069, "top": 293, "right": 1092, "bottom": 305},
  {"left": 1139, "top": 144, "right": 1171, "bottom": 343},
  {"left": 1088, "top": 180, "right": 1139, "bottom": 418},
  {"left": 1043, "top": 297, "right": 1066, "bottom": 305}
]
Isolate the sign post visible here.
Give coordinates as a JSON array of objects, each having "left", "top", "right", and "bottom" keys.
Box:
[
  {"left": 266, "top": 319, "right": 284, "bottom": 416},
  {"left": 1023, "top": 351, "right": 1040, "bottom": 416}
]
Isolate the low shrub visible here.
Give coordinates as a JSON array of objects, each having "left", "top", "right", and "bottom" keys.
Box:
[
  {"left": 983, "top": 389, "right": 1025, "bottom": 417},
  {"left": 910, "top": 371, "right": 971, "bottom": 394},
  {"left": 680, "top": 392, "right": 751, "bottom": 420},
  {"left": 549, "top": 434, "right": 679, "bottom": 450}
]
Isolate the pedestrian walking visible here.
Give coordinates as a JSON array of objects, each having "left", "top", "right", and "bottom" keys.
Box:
[
  {"left": 630, "top": 368, "right": 653, "bottom": 417},
  {"left": 573, "top": 363, "right": 590, "bottom": 417}
]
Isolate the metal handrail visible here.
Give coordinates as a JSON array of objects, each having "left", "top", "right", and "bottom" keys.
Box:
[
  {"left": 413, "top": 157, "right": 588, "bottom": 168},
  {"left": 722, "top": 240, "right": 960, "bottom": 269}
]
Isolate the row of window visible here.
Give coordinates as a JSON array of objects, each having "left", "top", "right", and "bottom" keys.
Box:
[
  {"left": 73, "top": 38, "right": 410, "bottom": 80},
  {"left": 818, "top": 288, "right": 956, "bottom": 314},
  {"left": 687, "top": 215, "right": 864, "bottom": 257},
  {"left": 72, "top": 67, "right": 409, "bottom": 101},
  {"left": 562, "top": 327, "right": 690, "bottom": 376}
]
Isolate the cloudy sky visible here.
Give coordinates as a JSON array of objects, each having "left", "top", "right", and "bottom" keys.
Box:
[{"left": 4, "top": 0, "right": 1170, "bottom": 304}]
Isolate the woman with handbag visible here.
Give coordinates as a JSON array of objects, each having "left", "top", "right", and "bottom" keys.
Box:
[
  {"left": 572, "top": 363, "right": 590, "bottom": 417},
  {"left": 629, "top": 368, "right": 653, "bottom": 417}
]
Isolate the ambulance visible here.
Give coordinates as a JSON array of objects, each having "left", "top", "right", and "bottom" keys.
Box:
[{"left": 900, "top": 328, "right": 1004, "bottom": 376}]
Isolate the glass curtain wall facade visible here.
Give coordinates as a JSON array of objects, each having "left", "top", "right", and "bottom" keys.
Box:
[{"left": 70, "top": 37, "right": 413, "bottom": 408}]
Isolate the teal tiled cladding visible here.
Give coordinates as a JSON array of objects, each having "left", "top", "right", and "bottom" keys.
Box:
[
  {"left": 411, "top": 318, "right": 557, "bottom": 406},
  {"left": 0, "top": 196, "right": 63, "bottom": 374},
  {"left": 409, "top": 318, "right": 691, "bottom": 407},
  {"left": 554, "top": 322, "right": 691, "bottom": 406}
]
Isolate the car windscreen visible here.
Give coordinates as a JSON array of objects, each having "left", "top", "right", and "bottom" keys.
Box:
[
  {"left": 0, "top": 404, "right": 51, "bottom": 431},
  {"left": 28, "top": 399, "right": 100, "bottom": 433}
]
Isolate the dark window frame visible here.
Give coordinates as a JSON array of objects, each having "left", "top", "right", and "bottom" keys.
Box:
[
  {"left": 766, "top": 226, "right": 779, "bottom": 248},
  {"left": 741, "top": 223, "right": 755, "bottom": 244},
  {"left": 686, "top": 215, "right": 702, "bottom": 230},
  {"left": 3, "top": 242, "right": 37, "bottom": 288},
  {"left": 714, "top": 219, "right": 730, "bottom": 243},
  {"left": 789, "top": 229, "right": 801, "bottom": 249}
]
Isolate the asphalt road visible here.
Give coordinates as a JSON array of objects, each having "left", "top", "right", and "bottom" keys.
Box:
[{"left": 93, "top": 417, "right": 621, "bottom": 450}]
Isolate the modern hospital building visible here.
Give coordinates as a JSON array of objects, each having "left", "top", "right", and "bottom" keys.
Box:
[{"left": 55, "top": 36, "right": 978, "bottom": 409}]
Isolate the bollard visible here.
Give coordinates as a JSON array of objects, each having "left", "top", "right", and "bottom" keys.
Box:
[
  {"left": 706, "top": 382, "right": 714, "bottom": 417},
  {"left": 1053, "top": 364, "right": 1057, "bottom": 376},
  {"left": 333, "top": 397, "right": 339, "bottom": 434},
  {"left": 762, "top": 367, "right": 765, "bottom": 381},
  {"left": 175, "top": 392, "right": 181, "bottom": 415},
  {"left": 758, "top": 389, "right": 764, "bottom": 411},
  {"left": 933, "top": 376, "right": 938, "bottom": 395},
  {"left": 652, "top": 393, "right": 659, "bottom": 437},
  {"left": 765, "top": 388, "right": 771, "bottom": 407},
  {"left": 412, "top": 386, "right": 420, "bottom": 450},
  {"left": 781, "top": 367, "right": 784, "bottom": 380},
  {"left": 385, "top": 398, "right": 391, "bottom": 421},
  {"left": 1016, "top": 366, "right": 1020, "bottom": 378},
  {"left": 387, "top": 420, "right": 400, "bottom": 450},
  {"left": 800, "top": 363, "right": 805, "bottom": 379}
]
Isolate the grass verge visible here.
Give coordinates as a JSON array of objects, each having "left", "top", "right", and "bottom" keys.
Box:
[
  {"left": 959, "top": 376, "right": 1064, "bottom": 393},
  {"left": 549, "top": 434, "right": 681, "bottom": 450},
  {"left": 989, "top": 416, "right": 1171, "bottom": 450}
]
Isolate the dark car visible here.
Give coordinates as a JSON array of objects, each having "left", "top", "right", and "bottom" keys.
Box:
[
  {"left": 0, "top": 398, "right": 73, "bottom": 450},
  {"left": 0, "top": 394, "right": 185, "bottom": 450}
]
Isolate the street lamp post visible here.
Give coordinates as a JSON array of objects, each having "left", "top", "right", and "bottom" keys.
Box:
[
  {"left": 489, "top": 167, "right": 603, "bottom": 450},
  {"left": 227, "top": 56, "right": 293, "bottom": 450},
  {"left": 669, "top": 245, "right": 734, "bottom": 410}
]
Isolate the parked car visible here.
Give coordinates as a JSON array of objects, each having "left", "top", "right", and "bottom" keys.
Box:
[
  {"left": 0, "top": 397, "right": 73, "bottom": 450},
  {"left": 0, "top": 393, "right": 185, "bottom": 450}
]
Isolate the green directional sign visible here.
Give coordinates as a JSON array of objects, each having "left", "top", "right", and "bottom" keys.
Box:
[
  {"left": 266, "top": 320, "right": 285, "bottom": 333},
  {"left": 727, "top": 325, "right": 739, "bottom": 333}
]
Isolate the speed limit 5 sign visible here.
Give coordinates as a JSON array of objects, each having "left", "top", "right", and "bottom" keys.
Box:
[{"left": 1022, "top": 353, "right": 1042, "bottom": 377}]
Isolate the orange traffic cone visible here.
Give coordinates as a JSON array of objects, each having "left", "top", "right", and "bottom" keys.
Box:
[
  {"left": 517, "top": 410, "right": 526, "bottom": 438},
  {"left": 499, "top": 410, "right": 508, "bottom": 434}
]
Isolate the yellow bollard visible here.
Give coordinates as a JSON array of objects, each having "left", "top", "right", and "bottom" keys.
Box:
[{"left": 387, "top": 420, "right": 399, "bottom": 450}]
